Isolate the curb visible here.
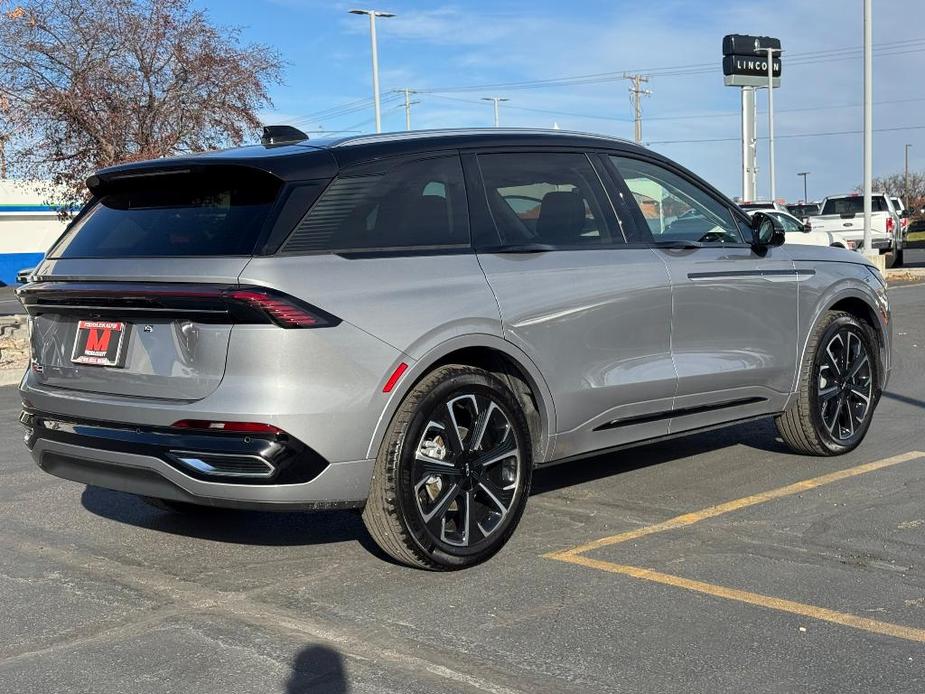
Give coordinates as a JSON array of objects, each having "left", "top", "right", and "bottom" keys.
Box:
[{"left": 0, "top": 369, "right": 23, "bottom": 387}]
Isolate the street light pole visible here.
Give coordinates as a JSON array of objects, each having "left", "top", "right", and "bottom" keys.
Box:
[
  {"left": 761, "top": 46, "right": 782, "bottom": 204},
  {"left": 481, "top": 97, "right": 509, "bottom": 127},
  {"left": 349, "top": 9, "right": 395, "bottom": 134},
  {"left": 905, "top": 144, "right": 911, "bottom": 205},
  {"left": 798, "top": 172, "right": 810, "bottom": 203},
  {"left": 862, "top": 0, "right": 874, "bottom": 257}
]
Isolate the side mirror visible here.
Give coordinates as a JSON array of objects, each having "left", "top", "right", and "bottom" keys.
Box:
[
  {"left": 750, "top": 211, "right": 785, "bottom": 248},
  {"left": 801, "top": 223, "right": 811, "bottom": 232}
]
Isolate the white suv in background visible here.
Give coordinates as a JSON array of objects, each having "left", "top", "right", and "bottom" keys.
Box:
[{"left": 746, "top": 209, "right": 842, "bottom": 248}]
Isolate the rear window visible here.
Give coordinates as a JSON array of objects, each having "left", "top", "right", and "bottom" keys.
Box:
[
  {"left": 786, "top": 204, "right": 820, "bottom": 217},
  {"left": 821, "top": 196, "right": 887, "bottom": 215},
  {"left": 49, "top": 168, "right": 282, "bottom": 258}
]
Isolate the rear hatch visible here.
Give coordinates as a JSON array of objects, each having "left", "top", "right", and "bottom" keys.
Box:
[{"left": 20, "top": 162, "right": 328, "bottom": 401}]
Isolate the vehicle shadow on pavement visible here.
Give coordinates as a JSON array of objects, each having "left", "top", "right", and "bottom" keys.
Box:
[
  {"left": 531, "top": 417, "right": 788, "bottom": 495},
  {"left": 285, "top": 645, "right": 348, "bottom": 693},
  {"left": 79, "top": 485, "right": 373, "bottom": 548}
]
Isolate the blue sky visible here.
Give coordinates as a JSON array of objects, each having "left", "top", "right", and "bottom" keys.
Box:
[{"left": 199, "top": 0, "right": 925, "bottom": 202}]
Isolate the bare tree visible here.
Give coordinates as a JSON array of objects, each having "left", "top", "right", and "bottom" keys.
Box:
[
  {"left": 856, "top": 171, "right": 925, "bottom": 213},
  {"left": 0, "top": 0, "right": 283, "bottom": 207}
]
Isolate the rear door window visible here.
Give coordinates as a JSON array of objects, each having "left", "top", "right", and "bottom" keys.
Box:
[
  {"left": 476, "top": 152, "right": 625, "bottom": 248},
  {"left": 282, "top": 155, "right": 468, "bottom": 253},
  {"left": 50, "top": 168, "right": 282, "bottom": 258}
]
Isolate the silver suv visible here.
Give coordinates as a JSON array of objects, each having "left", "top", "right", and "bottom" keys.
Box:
[{"left": 19, "top": 129, "right": 891, "bottom": 570}]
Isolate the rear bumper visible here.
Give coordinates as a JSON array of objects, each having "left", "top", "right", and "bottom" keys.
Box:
[{"left": 22, "top": 410, "right": 373, "bottom": 509}]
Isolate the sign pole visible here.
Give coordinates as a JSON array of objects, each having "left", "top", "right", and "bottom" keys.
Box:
[
  {"left": 762, "top": 46, "right": 782, "bottom": 204},
  {"left": 741, "top": 86, "right": 757, "bottom": 201}
]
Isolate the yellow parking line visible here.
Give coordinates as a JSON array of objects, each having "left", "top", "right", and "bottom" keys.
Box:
[
  {"left": 544, "top": 451, "right": 925, "bottom": 643},
  {"left": 562, "top": 554, "right": 925, "bottom": 643},
  {"left": 545, "top": 450, "right": 924, "bottom": 560}
]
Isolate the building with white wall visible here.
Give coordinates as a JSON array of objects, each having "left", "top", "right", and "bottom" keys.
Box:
[{"left": 0, "top": 180, "right": 70, "bottom": 284}]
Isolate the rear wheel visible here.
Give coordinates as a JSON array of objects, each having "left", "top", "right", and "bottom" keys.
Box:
[
  {"left": 363, "top": 365, "right": 532, "bottom": 570},
  {"left": 776, "top": 311, "right": 880, "bottom": 455},
  {"left": 884, "top": 249, "right": 901, "bottom": 268}
]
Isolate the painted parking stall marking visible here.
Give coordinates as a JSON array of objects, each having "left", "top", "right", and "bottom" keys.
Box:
[{"left": 544, "top": 450, "right": 925, "bottom": 643}]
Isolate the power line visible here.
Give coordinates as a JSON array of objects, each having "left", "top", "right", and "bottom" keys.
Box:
[
  {"left": 647, "top": 124, "right": 925, "bottom": 146},
  {"left": 284, "top": 35, "right": 925, "bottom": 128}
]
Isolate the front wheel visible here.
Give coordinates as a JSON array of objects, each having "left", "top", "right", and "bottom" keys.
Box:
[
  {"left": 363, "top": 365, "right": 532, "bottom": 570},
  {"left": 776, "top": 311, "right": 880, "bottom": 455}
]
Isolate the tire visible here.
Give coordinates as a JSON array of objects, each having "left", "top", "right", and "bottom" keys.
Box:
[
  {"left": 884, "top": 249, "right": 900, "bottom": 269},
  {"left": 776, "top": 311, "right": 880, "bottom": 456},
  {"left": 362, "top": 365, "right": 533, "bottom": 570}
]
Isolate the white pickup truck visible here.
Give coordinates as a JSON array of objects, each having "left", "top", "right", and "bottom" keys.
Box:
[{"left": 809, "top": 193, "right": 904, "bottom": 267}]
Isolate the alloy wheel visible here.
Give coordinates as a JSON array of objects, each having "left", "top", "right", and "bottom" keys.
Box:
[
  {"left": 817, "top": 328, "right": 873, "bottom": 441},
  {"left": 411, "top": 393, "right": 522, "bottom": 549}
]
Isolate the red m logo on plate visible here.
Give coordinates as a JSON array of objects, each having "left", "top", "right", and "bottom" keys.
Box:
[{"left": 86, "top": 328, "right": 111, "bottom": 352}]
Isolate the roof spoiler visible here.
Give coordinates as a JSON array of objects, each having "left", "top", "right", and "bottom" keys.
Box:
[{"left": 261, "top": 125, "right": 309, "bottom": 146}]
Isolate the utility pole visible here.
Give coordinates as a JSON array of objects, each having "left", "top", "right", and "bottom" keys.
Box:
[
  {"left": 760, "top": 46, "right": 782, "bottom": 204},
  {"left": 481, "top": 97, "right": 509, "bottom": 127},
  {"left": 349, "top": 9, "right": 396, "bottom": 134},
  {"left": 624, "top": 73, "right": 651, "bottom": 144},
  {"left": 399, "top": 88, "right": 418, "bottom": 131},
  {"left": 905, "top": 144, "right": 911, "bottom": 204},
  {"left": 798, "top": 172, "right": 810, "bottom": 202},
  {"left": 862, "top": 0, "right": 874, "bottom": 258}
]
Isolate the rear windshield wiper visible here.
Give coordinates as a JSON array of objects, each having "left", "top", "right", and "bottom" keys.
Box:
[{"left": 651, "top": 240, "right": 703, "bottom": 249}]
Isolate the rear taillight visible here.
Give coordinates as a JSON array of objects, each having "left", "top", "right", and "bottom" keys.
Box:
[
  {"left": 171, "top": 419, "right": 283, "bottom": 434},
  {"left": 17, "top": 282, "right": 340, "bottom": 328},
  {"left": 223, "top": 289, "right": 330, "bottom": 328},
  {"left": 886, "top": 216, "right": 895, "bottom": 234}
]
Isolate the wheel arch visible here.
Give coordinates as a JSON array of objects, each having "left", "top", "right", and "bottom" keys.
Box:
[
  {"left": 797, "top": 285, "right": 889, "bottom": 392},
  {"left": 365, "top": 335, "right": 557, "bottom": 465}
]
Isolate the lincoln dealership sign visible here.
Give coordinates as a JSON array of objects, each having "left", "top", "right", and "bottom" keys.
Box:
[{"left": 722, "top": 34, "right": 782, "bottom": 87}]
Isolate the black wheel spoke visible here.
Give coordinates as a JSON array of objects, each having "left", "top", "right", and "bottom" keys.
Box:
[
  {"left": 476, "top": 475, "right": 511, "bottom": 515},
  {"left": 420, "top": 482, "right": 460, "bottom": 525}
]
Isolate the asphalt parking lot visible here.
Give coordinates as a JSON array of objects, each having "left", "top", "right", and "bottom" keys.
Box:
[{"left": 2, "top": 281, "right": 925, "bottom": 693}]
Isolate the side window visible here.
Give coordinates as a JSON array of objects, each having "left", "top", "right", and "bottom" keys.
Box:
[
  {"left": 476, "top": 153, "right": 624, "bottom": 248},
  {"left": 610, "top": 156, "right": 744, "bottom": 245},
  {"left": 776, "top": 214, "right": 803, "bottom": 232},
  {"left": 282, "top": 156, "right": 468, "bottom": 253}
]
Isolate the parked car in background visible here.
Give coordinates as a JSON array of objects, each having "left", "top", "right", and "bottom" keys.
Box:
[
  {"left": 747, "top": 209, "right": 842, "bottom": 248},
  {"left": 19, "top": 128, "right": 891, "bottom": 570},
  {"left": 809, "top": 193, "right": 903, "bottom": 267},
  {"left": 786, "top": 202, "right": 821, "bottom": 221},
  {"left": 891, "top": 197, "right": 909, "bottom": 234},
  {"left": 739, "top": 200, "right": 788, "bottom": 213}
]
